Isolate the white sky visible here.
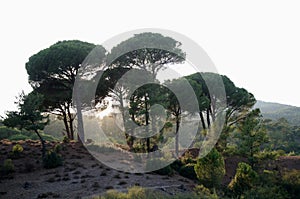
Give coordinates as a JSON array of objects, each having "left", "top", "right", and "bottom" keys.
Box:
[{"left": 0, "top": 0, "right": 300, "bottom": 117}]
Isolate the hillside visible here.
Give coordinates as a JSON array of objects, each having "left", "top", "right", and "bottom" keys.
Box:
[
  {"left": 1, "top": 140, "right": 300, "bottom": 198},
  {"left": 0, "top": 140, "right": 196, "bottom": 198},
  {"left": 254, "top": 100, "right": 300, "bottom": 125}
]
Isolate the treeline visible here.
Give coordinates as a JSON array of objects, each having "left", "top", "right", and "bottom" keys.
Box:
[
  {"left": 264, "top": 118, "right": 300, "bottom": 154},
  {"left": 2, "top": 33, "right": 256, "bottom": 153},
  {"left": 255, "top": 100, "right": 300, "bottom": 126}
]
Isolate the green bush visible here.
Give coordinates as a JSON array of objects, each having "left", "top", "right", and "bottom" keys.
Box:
[
  {"left": 8, "top": 134, "right": 30, "bottom": 141},
  {"left": 43, "top": 150, "right": 63, "bottom": 169},
  {"left": 103, "top": 189, "right": 127, "bottom": 199},
  {"left": 29, "top": 133, "right": 57, "bottom": 142},
  {"left": 255, "top": 150, "right": 286, "bottom": 161},
  {"left": 155, "top": 165, "right": 173, "bottom": 176},
  {"left": 86, "top": 144, "right": 118, "bottom": 154},
  {"left": 194, "top": 148, "right": 225, "bottom": 189},
  {"left": 181, "top": 151, "right": 196, "bottom": 165},
  {"left": 0, "top": 126, "right": 21, "bottom": 139},
  {"left": 179, "top": 163, "right": 198, "bottom": 180},
  {"left": 228, "top": 162, "right": 258, "bottom": 197},
  {"left": 102, "top": 186, "right": 147, "bottom": 199},
  {"left": 145, "top": 158, "right": 174, "bottom": 176},
  {"left": 1, "top": 159, "right": 15, "bottom": 174},
  {"left": 11, "top": 144, "right": 24, "bottom": 158},
  {"left": 0, "top": 126, "right": 57, "bottom": 141},
  {"left": 281, "top": 169, "right": 300, "bottom": 198},
  {"left": 223, "top": 145, "right": 239, "bottom": 157},
  {"left": 53, "top": 143, "right": 62, "bottom": 153},
  {"left": 99, "top": 186, "right": 202, "bottom": 199},
  {"left": 243, "top": 185, "right": 289, "bottom": 199},
  {"left": 194, "top": 185, "right": 219, "bottom": 199},
  {"left": 259, "top": 169, "right": 281, "bottom": 186},
  {"left": 127, "top": 186, "right": 147, "bottom": 198},
  {"left": 63, "top": 136, "right": 70, "bottom": 143},
  {"left": 170, "top": 159, "right": 183, "bottom": 172},
  {"left": 132, "top": 143, "right": 146, "bottom": 153}
]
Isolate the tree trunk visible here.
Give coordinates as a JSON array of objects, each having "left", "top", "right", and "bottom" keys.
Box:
[
  {"left": 175, "top": 117, "right": 180, "bottom": 157},
  {"left": 210, "top": 107, "right": 215, "bottom": 122},
  {"left": 67, "top": 108, "right": 74, "bottom": 140},
  {"left": 119, "top": 95, "right": 134, "bottom": 150},
  {"left": 35, "top": 129, "right": 46, "bottom": 158},
  {"left": 206, "top": 108, "right": 211, "bottom": 128},
  {"left": 145, "top": 95, "right": 150, "bottom": 153},
  {"left": 75, "top": 84, "right": 85, "bottom": 143},
  {"left": 62, "top": 111, "right": 70, "bottom": 139},
  {"left": 69, "top": 119, "right": 74, "bottom": 140},
  {"left": 199, "top": 111, "right": 206, "bottom": 130},
  {"left": 146, "top": 138, "right": 150, "bottom": 153}
]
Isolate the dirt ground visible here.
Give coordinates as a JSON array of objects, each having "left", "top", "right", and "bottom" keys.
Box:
[
  {"left": 0, "top": 140, "right": 196, "bottom": 199},
  {"left": 1, "top": 140, "right": 300, "bottom": 199}
]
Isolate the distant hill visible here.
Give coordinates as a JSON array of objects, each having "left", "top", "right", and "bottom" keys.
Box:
[{"left": 254, "top": 100, "right": 300, "bottom": 126}]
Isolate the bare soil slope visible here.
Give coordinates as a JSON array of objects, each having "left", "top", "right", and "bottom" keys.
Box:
[{"left": 0, "top": 140, "right": 195, "bottom": 199}]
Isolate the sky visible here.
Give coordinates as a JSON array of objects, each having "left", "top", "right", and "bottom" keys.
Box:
[{"left": 0, "top": 0, "right": 300, "bottom": 117}]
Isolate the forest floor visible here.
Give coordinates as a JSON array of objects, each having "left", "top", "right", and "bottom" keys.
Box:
[{"left": 0, "top": 140, "right": 300, "bottom": 199}]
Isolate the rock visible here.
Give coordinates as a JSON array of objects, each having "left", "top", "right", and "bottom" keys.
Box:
[
  {"left": 160, "top": 187, "right": 166, "bottom": 192},
  {"left": 23, "top": 181, "right": 31, "bottom": 189},
  {"left": 0, "top": 191, "right": 7, "bottom": 195},
  {"left": 179, "top": 184, "right": 186, "bottom": 191}
]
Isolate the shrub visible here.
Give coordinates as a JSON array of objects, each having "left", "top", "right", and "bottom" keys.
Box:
[
  {"left": 29, "top": 133, "right": 57, "bottom": 142},
  {"left": 259, "top": 169, "right": 281, "bottom": 186},
  {"left": 104, "top": 189, "right": 127, "bottom": 199},
  {"left": 63, "top": 136, "right": 70, "bottom": 143},
  {"left": 53, "top": 144, "right": 62, "bottom": 153},
  {"left": 0, "top": 126, "right": 22, "bottom": 139},
  {"left": 127, "top": 186, "right": 147, "bottom": 199},
  {"left": 0, "top": 126, "right": 57, "bottom": 141},
  {"left": 164, "top": 121, "right": 173, "bottom": 129},
  {"left": 39, "top": 133, "right": 59, "bottom": 142},
  {"left": 181, "top": 151, "right": 196, "bottom": 164},
  {"left": 1, "top": 159, "right": 15, "bottom": 174},
  {"left": 11, "top": 144, "right": 24, "bottom": 158},
  {"left": 43, "top": 150, "right": 63, "bottom": 169},
  {"left": 194, "top": 148, "right": 225, "bottom": 189},
  {"left": 281, "top": 169, "right": 300, "bottom": 198},
  {"left": 228, "top": 162, "right": 258, "bottom": 197},
  {"left": 223, "top": 145, "right": 238, "bottom": 157},
  {"left": 170, "top": 159, "right": 183, "bottom": 172},
  {"left": 256, "top": 149, "right": 286, "bottom": 161},
  {"left": 132, "top": 143, "right": 146, "bottom": 153},
  {"left": 8, "top": 134, "right": 30, "bottom": 141},
  {"left": 155, "top": 165, "right": 173, "bottom": 176},
  {"left": 145, "top": 158, "right": 174, "bottom": 176},
  {"left": 243, "top": 185, "right": 289, "bottom": 199},
  {"left": 99, "top": 186, "right": 205, "bottom": 199},
  {"left": 86, "top": 144, "right": 117, "bottom": 153},
  {"left": 179, "top": 163, "right": 198, "bottom": 180},
  {"left": 194, "top": 185, "right": 219, "bottom": 199}
]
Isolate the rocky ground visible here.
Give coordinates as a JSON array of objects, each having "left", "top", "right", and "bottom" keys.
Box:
[
  {"left": 0, "top": 140, "right": 196, "bottom": 199},
  {"left": 1, "top": 140, "right": 300, "bottom": 199}
]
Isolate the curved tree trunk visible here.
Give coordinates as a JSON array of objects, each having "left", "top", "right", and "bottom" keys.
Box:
[
  {"left": 62, "top": 110, "right": 71, "bottom": 139},
  {"left": 34, "top": 129, "right": 46, "bottom": 158}
]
